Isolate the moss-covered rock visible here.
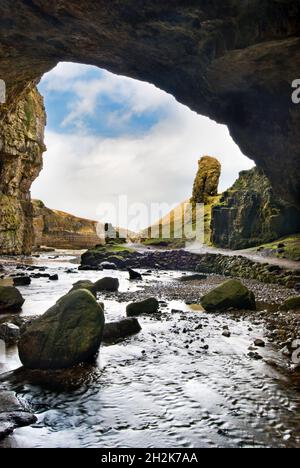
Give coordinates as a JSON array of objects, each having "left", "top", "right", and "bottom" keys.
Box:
[
  {"left": 192, "top": 156, "right": 221, "bottom": 204},
  {"left": 280, "top": 296, "right": 300, "bottom": 311},
  {"left": 211, "top": 168, "right": 300, "bottom": 250},
  {"left": 0, "top": 286, "right": 25, "bottom": 313},
  {"left": 126, "top": 298, "right": 159, "bottom": 317},
  {"left": 69, "top": 280, "right": 95, "bottom": 296},
  {"left": 18, "top": 289, "right": 105, "bottom": 370},
  {"left": 201, "top": 280, "right": 256, "bottom": 312}
]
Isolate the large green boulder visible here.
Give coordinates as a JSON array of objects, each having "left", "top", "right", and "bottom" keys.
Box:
[
  {"left": 201, "top": 280, "right": 256, "bottom": 312},
  {"left": 0, "top": 286, "right": 25, "bottom": 313},
  {"left": 280, "top": 296, "right": 300, "bottom": 311},
  {"left": 18, "top": 290, "right": 105, "bottom": 370},
  {"left": 126, "top": 298, "right": 159, "bottom": 317}
]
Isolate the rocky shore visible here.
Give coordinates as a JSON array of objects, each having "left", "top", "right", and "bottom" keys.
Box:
[
  {"left": 80, "top": 247, "right": 300, "bottom": 289},
  {"left": 0, "top": 251, "right": 300, "bottom": 446}
]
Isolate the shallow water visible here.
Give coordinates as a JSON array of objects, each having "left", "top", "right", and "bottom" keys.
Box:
[{"left": 1, "top": 253, "right": 300, "bottom": 448}]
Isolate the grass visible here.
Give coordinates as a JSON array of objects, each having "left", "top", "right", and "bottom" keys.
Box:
[
  {"left": 247, "top": 234, "right": 300, "bottom": 261},
  {"left": 140, "top": 195, "right": 221, "bottom": 248},
  {"left": 89, "top": 244, "right": 134, "bottom": 255}
]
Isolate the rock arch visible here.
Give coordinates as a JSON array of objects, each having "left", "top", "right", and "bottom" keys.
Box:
[{"left": 0, "top": 1, "right": 299, "bottom": 253}]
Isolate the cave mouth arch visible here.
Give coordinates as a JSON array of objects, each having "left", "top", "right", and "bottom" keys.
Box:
[{"left": 31, "top": 61, "right": 254, "bottom": 235}]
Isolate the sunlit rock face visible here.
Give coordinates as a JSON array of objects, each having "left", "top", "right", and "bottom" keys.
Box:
[
  {"left": 211, "top": 167, "right": 300, "bottom": 250},
  {"left": 192, "top": 156, "right": 221, "bottom": 204},
  {"left": 0, "top": 1, "right": 299, "bottom": 253},
  {"left": 0, "top": 86, "right": 46, "bottom": 255},
  {"left": 32, "top": 200, "right": 101, "bottom": 250}
]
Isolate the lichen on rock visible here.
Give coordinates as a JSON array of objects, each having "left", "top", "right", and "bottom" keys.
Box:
[{"left": 0, "top": 85, "right": 46, "bottom": 255}]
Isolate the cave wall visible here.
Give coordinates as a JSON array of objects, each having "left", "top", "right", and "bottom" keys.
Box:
[
  {"left": 211, "top": 167, "right": 300, "bottom": 250},
  {"left": 0, "top": 1, "right": 299, "bottom": 254},
  {"left": 0, "top": 85, "right": 46, "bottom": 255}
]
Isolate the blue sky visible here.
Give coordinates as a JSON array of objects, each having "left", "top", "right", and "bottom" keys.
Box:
[{"left": 32, "top": 62, "right": 254, "bottom": 230}]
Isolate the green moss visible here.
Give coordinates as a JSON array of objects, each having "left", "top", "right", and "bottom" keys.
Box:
[
  {"left": 89, "top": 244, "right": 134, "bottom": 255},
  {"left": 248, "top": 234, "right": 300, "bottom": 261},
  {"left": 24, "top": 95, "right": 34, "bottom": 130}
]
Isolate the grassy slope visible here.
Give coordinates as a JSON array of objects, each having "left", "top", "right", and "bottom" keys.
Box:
[
  {"left": 246, "top": 234, "right": 300, "bottom": 261},
  {"left": 140, "top": 195, "right": 221, "bottom": 248}
]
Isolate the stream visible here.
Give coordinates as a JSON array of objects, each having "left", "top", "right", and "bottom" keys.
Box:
[{"left": 1, "top": 252, "right": 300, "bottom": 448}]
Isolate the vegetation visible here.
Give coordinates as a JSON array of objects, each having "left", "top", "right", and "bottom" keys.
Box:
[{"left": 248, "top": 234, "right": 300, "bottom": 261}]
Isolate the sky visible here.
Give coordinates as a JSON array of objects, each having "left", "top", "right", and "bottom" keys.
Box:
[{"left": 32, "top": 62, "right": 254, "bottom": 231}]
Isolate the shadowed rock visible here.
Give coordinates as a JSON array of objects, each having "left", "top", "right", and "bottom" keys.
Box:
[
  {"left": 103, "top": 318, "right": 142, "bottom": 343},
  {"left": 0, "top": 286, "right": 25, "bottom": 314},
  {"left": 0, "top": 391, "right": 37, "bottom": 441},
  {"left": 127, "top": 298, "right": 159, "bottom": 317},
  {"left": 128, "top": 268, "right": 143, "bottom": 281}
]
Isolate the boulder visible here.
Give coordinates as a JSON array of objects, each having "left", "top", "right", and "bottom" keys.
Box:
[
  {"left": 0, "top": 286, "right": 25, "bottom": 313},
  {"left": 103, "top": 318, "right": 141, "bottom": 343},
  {"left": 201, "top": 280, "right": 256, "bottom": 312},
  {"left": 128, "top": 268, "right": 142, "bottom": 281},
  {"left": 13, "top": 276, "right": 31, "bottom": 286},
  {"left": 100, "top": 261, "right": 117, "bottom": 270},
  {"left": 280, "top": 296, "right": 300, "bottom": 311},
  {"left": 0, "top": 391, "right": 37, "bottom": 441},
  {"left": 49, "top": 274, "right": 59, "bottom": 281},
  {"left": 18, "top": 289, "right": 105, "bottom": 370},
  {"left": 126, "top": 298, "right": 159, "bottom": 317},
  {"left": 92, "top": 277, "right": 119, "bottom": 293},
  {"left": 0, "top": 322, "right": 20, "bottom": 345},
  {"left": 178, "top": 274, "right": 207, "bottom": 282}
]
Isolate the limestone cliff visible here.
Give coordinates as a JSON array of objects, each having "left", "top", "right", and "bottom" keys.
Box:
[
  {"left": 0, "top": 85, "right": 46, "bottom": 255},
  {"left": 32, "top": 200, "right": 101, "bottom": 250},
  {"left": 192, "top": 156, "right": 221, "bottom": 204},
  {"left": 211, "top": 167, "right": 300, "bottom": 250}
]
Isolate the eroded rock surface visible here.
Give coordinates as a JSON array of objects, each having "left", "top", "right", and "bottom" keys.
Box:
[
  {"left": 211, "top": 167, "right": 300, "bottom": 249},
  {"left": 192, "top": 156, "right": 221, "bottom": 204},
  {"left": 0, "top": 86, "right": 46, "bottom": 255}
]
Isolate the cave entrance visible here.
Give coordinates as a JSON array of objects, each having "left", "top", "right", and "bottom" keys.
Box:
[{"left": 31, "top": 62, "right": 254, "bottom": 246}]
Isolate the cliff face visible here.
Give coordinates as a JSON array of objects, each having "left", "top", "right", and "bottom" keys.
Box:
[
  {"left": 0, "top": 1, "right": 299, "bottom": 208},
  {"left": 211, "top": 168, "right": 300, "bottom": 250},
  {"left": 192, "top": 156, "right": 221, "bottom": 204},
  {"left": 32, "top": 200, "right": 101, "bottom": 250},
  {"left": 0, "top": 86, "right": 46, "bottom": 255}
]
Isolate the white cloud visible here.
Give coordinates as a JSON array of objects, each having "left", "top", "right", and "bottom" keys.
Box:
[{"left": 32, "top": 63, "right": 254, "bottom": 231}]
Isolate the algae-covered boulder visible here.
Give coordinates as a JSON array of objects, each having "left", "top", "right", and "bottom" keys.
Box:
[
  {"left": 18, "top": 289, "right": 105, "bottom": 370},
  {"left": 92, "top": 277, "right": 119, "bottom": 293},
  {"left": 280, "top": 296, "right": 300, "bottom": 311},
  {"left": 103, "top": 318, "right": 141, "bottom": 343},
  {"left": 126, "top": 298, "right": 159, "bottom": 317},
  {"left": 0, "top": 286, "right": 25, "bottom": 313},
  {"left": 201, "top": 280, "right": 256, "bottom": 312}
]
